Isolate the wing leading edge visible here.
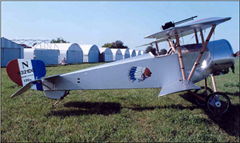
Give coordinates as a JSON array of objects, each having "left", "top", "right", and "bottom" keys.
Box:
[{"left": 144, "top": 17, "right": 231, "bottom": 40}]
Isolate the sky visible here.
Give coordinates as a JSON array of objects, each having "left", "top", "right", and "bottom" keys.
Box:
[{"left": 1, "top": 1, "right": 239, "bottom": 52}]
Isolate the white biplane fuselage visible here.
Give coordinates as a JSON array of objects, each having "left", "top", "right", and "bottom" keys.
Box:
[{"left": 41, "top": 39, "right": 234, "bottom": 99}]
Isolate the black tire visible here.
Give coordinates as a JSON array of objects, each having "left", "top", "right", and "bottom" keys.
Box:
[
  {"left": 194, "top": 86, "right": 213, "bottom": 106},
  {"left": 206, "top": 92, "right": 231, "bottom": 115}
]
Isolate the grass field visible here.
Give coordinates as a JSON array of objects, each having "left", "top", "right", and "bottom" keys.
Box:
[{"left": 1, "top": 58, "right": 239, "bottom": 142}]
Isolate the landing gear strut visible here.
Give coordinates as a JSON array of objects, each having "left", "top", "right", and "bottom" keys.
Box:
[{"left": 194, "top": 86, "right": 213, "bottom": 106}]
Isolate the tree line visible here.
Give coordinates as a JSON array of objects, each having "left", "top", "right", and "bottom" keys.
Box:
[{"left": 102, "top": 40, "right": 128, "bottom": 49}]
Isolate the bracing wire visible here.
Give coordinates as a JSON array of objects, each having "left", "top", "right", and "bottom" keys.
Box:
[
  {"left": 187, "top": 35, "right": 195, "bottom": 44},
  {"left": 181, "top": 35, "right": 185, "bottom": 45},
  {"left": 165, "top": 40, "right": 168, "bottom": 49},
  {"left": 199, "top": 33, "right": 202, "bottom": 44},
  {"left": 212, "top": 29, "right": 215, "bottom": 61}
]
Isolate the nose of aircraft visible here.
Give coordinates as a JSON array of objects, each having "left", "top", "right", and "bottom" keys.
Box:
[{"left": 207, "top": 39, "right": 235, "bottom": 75}]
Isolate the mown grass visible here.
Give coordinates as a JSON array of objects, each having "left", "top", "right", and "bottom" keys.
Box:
[{"left": 1, "top": 58, "right": 239, "bottom": 142}]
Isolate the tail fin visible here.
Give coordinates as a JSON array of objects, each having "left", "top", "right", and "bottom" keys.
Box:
[{"left": 6, "top": 59, "right": 46, "bottom": 91}]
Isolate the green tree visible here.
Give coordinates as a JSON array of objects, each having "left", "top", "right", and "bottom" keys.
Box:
[
  {"left": 102, "top": 40, "right": 128, "bottom": 49},
  {"left": 50, "top": 37, "right": 69, "bottom": 43},
  {"left": 115, "top": 40, "right": 123, "bottom": 48},
  {"left": 102, "top": 43, "right": 115, "bottom": 48}
]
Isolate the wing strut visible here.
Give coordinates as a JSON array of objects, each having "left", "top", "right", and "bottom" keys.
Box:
[
  {"left": 211, "top": 74, "right": 217, "bottom": 92},
  {"left": 187, "top": 25, "right": 216, "bottom": 83},
  {"left": 175, "top": 34, "right": 187, "bottom": 81},
  {"left": 194, "top": 29, "right": 199, "bottom": 44},
  {"left": 168, "top": 37, "right": 176, "bottom": 52},
  {"left": 200, "top": 28, "right": 204, "bottom": 44},
  {"left": 155, "top": 42, "right": 160, "bottom": 56}
]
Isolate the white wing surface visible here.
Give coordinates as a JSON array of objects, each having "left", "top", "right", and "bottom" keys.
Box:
[{"left": 145, "top": 17, "right": 231, "bottom": 39}]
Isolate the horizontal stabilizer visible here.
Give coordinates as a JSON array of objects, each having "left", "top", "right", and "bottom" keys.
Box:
[
  {"left": 11, "top": 79, "right": 41, "bottom": 98},
  {"left": 158, "top": 81, "right": 200, "bottom": 97}
]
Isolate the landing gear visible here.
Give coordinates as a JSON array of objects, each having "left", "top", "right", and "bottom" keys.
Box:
[
  {"left": 189, "top": 74, "right": 231, "bottom": 115},
  {"left": 194, "top": 86, "right": 213, "bottom": 106},
  {"left": 206, "top": 92, "right": 230, "bottom": 115},
  {"left": 192, "top": 78, "right": 212, "bottom": 106}
]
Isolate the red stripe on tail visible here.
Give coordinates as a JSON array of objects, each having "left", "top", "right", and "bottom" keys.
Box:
[{"left": 6, "top": 59, "right": 23, "bottom": 86}]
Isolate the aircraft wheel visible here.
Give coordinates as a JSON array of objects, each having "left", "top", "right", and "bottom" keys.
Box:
[
  {"left": 206, "top": 92, "right": 230, "bottom": 115},
  {"left": 194, "top": 86, "right": 213, "bottom": 106}
]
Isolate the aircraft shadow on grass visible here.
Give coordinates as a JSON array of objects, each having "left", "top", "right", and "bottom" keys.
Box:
[
  {"left": 46, "top": 101, "right": 122, "bottom": 117},
  {"left": 126, "top": 104, "right": 200, "bottom": 111},
  {"left": 47, "top": 101, "right": 200, "bottom": 118},
  {"left": 47, "top": 91, "right": 239, "bottom": 137},
  {"left": 222, "top": 91, "right": 240, "bottom": 97},
  {"left": 179, "top": 92, "right": 239, "bottom": 137}
]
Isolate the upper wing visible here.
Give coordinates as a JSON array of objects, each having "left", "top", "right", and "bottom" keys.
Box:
[{"left": 144, "top": 17, "right": 231, "bottom": 39}]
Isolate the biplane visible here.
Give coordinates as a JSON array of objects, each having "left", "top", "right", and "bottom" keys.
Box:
[{"left": 6, "top": 16, "right": 238, "bottom": 115}]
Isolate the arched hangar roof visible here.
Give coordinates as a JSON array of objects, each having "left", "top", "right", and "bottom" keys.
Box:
[
  {"left": 80, "top": 44, "right": 99, "bottom": 55},
  {"left": 99, "top": 47, "right": 112, "bottom": 54}
]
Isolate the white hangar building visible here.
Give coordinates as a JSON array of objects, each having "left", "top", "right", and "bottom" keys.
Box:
[
  {"left": 1, "top": 37, "right": 24, "bottom": 67},
  {"left": 111, "top": 49, "right": 123, "bottom": 61},
  {"left": 136, "top": 50, "right": 142, "bottom": 56},
  {"left": 24, "top": 47, "right": 60, "bottom": 66},
  {"left": 80, "top": 45, "right": 99, "bottom": 63},
  {"left": 129, "top": 49, "right": 136, "bottom": 57},
  {"left": 24, "top": 48, "right": 34, "bottom": 59},
  {"left": 31, "top": 44, "right": 60, "bottom": 65},
  {"left": 99, "top": 47, "right": 113, "bottom": 62},
  {"left": 120, "top": 49, "right": 130, "bottom": 59},
  {"left": 54, "top": 43, "right": 83, "bottom": 64},
  {"left": 32, "top": 43, "right": 83, "bottom": 65}
]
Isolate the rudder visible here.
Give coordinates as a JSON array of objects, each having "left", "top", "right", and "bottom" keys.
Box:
[{"left": 6, "top": 59, "right": 46, "bottom": 91}]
